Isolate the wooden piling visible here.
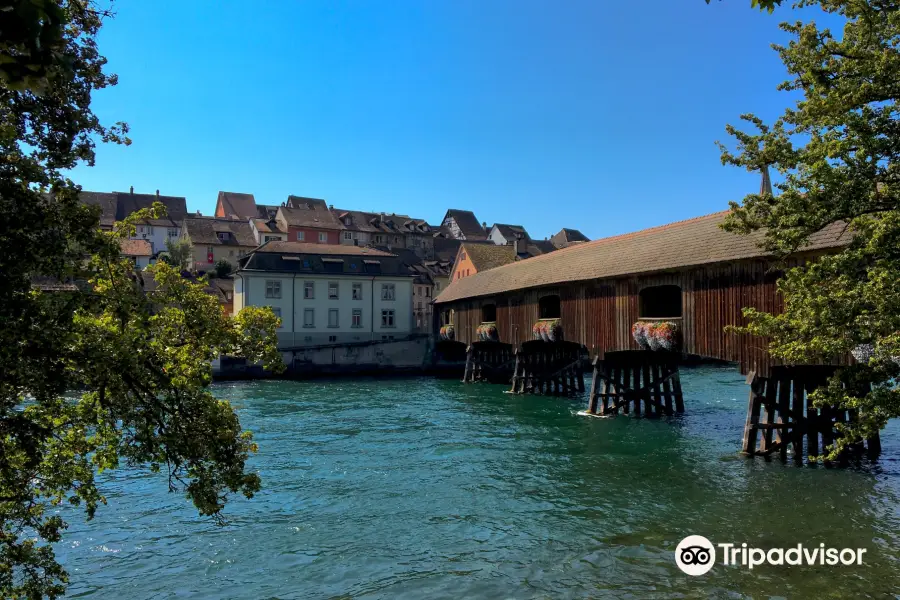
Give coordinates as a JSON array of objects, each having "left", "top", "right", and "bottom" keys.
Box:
[
  {"left": 584, "top": 350, "right": 684, "bottom": 418},
  {"left": 741, "top": 365, "right": 881, "bottom": 463}
]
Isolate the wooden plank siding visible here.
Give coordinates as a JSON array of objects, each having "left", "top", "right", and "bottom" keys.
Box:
[{"left": 439, "top": 258, "right": 808, "bottom": 376}]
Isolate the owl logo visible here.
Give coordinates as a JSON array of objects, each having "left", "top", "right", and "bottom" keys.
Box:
[{"left": 675, "top": 536, "right": 716, "bottom": 576}]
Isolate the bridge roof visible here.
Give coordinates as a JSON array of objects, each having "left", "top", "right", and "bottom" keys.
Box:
[{"left": 434, "top": 211, "right": 850, "bottom": 304}]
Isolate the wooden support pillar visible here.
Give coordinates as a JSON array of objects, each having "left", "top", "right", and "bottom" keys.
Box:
[{"left": 742, "top": 365, "right": 881, "bottom": 464}]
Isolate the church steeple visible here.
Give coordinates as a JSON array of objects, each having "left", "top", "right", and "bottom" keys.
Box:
[{"left": 760, "top": 164, "right": 773, "bottom": 197}]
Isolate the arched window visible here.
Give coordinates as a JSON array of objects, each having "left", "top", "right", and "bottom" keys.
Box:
[
  {"left": 482, "top": 303, "right": 497, "bottom": 322},
  {"left": 639, "top": 285, "right": 682, "bottom": 319},
  {"left": 538, "top": 295, "right": 561, "bottom": 319}
]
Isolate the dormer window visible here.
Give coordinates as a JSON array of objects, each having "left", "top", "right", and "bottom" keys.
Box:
[{"left": 216, "top": 232, "right": 230, "bottom": 242}]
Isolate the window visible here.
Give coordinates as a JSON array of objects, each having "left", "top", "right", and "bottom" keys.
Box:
[
  {"left": 318, "top": 232, "right": 328, "bottom": 243},
  {"left": 344, "top": 231, "right": 352, "bottom": 240},
  {"left": 303, "top": 308, "right": 315, "bottom": 327},
  {"left": 297, "top": 231, "right": 305, "bottom": 241},
  {"left": 265, "top": 280, "right": 281, "bottom": 299},
  {"left": 461, "top": 251, "right": 467, "bottom": 260},
  {"left": 381, "top": 283, "right": 395, "bottom": 300},
  {"left": 639, "top": 285, "right": 683, "bottom": 319},
  {"left": 393, "top": 236, "right": 400, "bottom": 244},
  {"left": 264, "top": 235, "right": 279, "bottom": 243},
  {"left": 538, "top": 295, "right": 561, "bottom": 319},
  {"left": 229, "top": 250, "right": 234, "bottom": 257},
  {"left": 328, "top": 308, "right": 339, "bottom": 328},
  {"left": 426, "top": 288, "right": 431, "bottom": 297},
  {"left": 168, "top": 228, "right": 178, "bottom": 238},
  {"left": 328, "top": 282, "right": 339, "bottom": 299},
  {"left": 416, "top": 301, "right": 422, "bottom": 310},
  {"left": 352, "top": 283, "right": 362, "bottom": 300},
  {"left": 304, "top": 281, "right": 314, "bottom": 299},
  {"left": 329, "top": 335, "right": 337, "bottom": 343},
  {"left": 270, "top": 307, "right": 281, "bottom": 319},
  {"left": 374, "top": 235, "right": 384, "bottom": 244},
  {"left": 382, "top": 309, "right": 395, "bottom": 328},
  {"left": 352, "top": 309, "right": 362, "bottom": 328},
  {"left": 482, "top": 303, "right": 497, "bottom": 322},
  {"left": 217, "top": 232, "right": 230, "bottom": 241},
  {"left": 304, "top": 335, "right": 312, "bottom": 342}
]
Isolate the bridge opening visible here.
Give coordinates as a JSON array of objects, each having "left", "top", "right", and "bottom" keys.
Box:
[
  {"left": 482, "top": 303, "right": 497, "bottom": 322},
  {"left": 639, "top": 285, "right": 682, "bottom": 319},
  {"left": 538, "top": 295, "right": 561, "bottom": 319}
]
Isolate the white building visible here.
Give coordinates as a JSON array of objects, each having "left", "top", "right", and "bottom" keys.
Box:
[
  {"left": 233, "top": 242, "right": 414, "bottom": 348},
  {"left": 487, "top": 223, "right": 530, "bottom": 246}
]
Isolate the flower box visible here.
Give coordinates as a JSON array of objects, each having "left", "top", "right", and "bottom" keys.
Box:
[
  {"left": 532, "top": 318, "right": 563, "bottom": 342},
  {"left": 477, "top": 322, "right": 499, "bottom": 342},
  {"left": 439, "top": 324, "right": 455, "bottom": 341},
  {"left": 633, "top": 320, "right": 680, "bottom": 352}
]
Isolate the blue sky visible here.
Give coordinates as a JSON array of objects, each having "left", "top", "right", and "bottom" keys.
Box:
[{"left": 69, "top": 1, "right": 838, "bottom": 241}]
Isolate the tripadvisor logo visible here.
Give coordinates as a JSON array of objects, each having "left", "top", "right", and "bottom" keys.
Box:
[
  {"left": 675, "top": 536, "right": 867, "bottom": 576},
  {"left": 676, "top": 535, "right": 716, "bottom": 576}
]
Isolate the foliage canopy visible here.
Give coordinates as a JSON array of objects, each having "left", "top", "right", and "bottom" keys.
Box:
[
  {"left": 0, "top": 2, "right": 282, "bottom": 597},
  {"left": 718, "top": 0, "right": 900, "bottom": 456}
]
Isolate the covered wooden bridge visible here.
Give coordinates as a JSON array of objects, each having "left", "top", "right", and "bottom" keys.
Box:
[
  {"left": 433, "top": 210, "right": 878, "bottom": 460},
  {"left": 434, "top": 210, "right": 848, "bottom": 377}
]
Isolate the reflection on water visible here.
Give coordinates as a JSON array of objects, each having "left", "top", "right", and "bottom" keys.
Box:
[{"left": 56, "top": 366, "right": 900, "bottom": 598}]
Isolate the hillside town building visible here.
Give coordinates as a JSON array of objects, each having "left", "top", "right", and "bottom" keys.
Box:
[{"left": 234, "top": 242, "right": 414, "bottom": 347}]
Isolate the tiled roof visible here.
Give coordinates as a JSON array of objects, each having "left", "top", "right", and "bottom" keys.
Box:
[
  {"left": 332, "top": 208, "right": 432, "bottom": 235},
  {"left": 238, "top": 243, "right": 408, "bottom": 276},
  {"left": 278, "top": 205, "right": 344, "bottom": 230},
  {"left": 120, "top": 238, "right": 153, "bottom": 256},
  {"left": 492, "top": 223, "right": 529, "bottom": 241},
  {"left": 550, "top": 227, "right": 589, "bottom": 248},
  {"left": 256, "top": 241, "right": 396, "bottom": 256},
  {"left": 286, "top": 195, "right": 329, "bottom": 211},
  {"left": 462, "top": 243, "right": 517, "bottom": 272},
  {"left": 256, "top": 204, "right": 279, "bottom": 219},
  {"left": 445, "top": 209, "right": 486, "bottom": 239},
  {"left": 183, "top": 217, "right": 257, "bottom": 246},
  {"left": 79, "top": 190, "right": 186, "bottom": 228},
  {"left": 526, "top": 239, "right": 557, "bottom": 255},
  {"left": 436, "top": 211, "right": 851, "bottom": 304},
  {"left": 217, "top": 191, "right": 257, "bottom": 220},
  {"left": 251, "top": 218, "right": 284, "bottom": 234},
  {"left": 114, "top": 192, "right": 187, "bottom": 226},
  {"left": 80, "top": 191, "right": 117, "bottom": 227},
  {"left": 434, "top": 237, "right": 490, "bottom": 262}
]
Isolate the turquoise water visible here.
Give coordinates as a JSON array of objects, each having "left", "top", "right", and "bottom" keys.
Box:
[{"left": 56, "top": 367, "right": 900, "bottom": 598}]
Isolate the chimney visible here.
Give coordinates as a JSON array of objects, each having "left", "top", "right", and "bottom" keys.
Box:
[
  {"left": 514, "top": 232, "right": 527, "bottom": 258},
  {"left": 130, "top": 186, "right": 134, "bottom": 194},
  {"left": 482, "top": 221, "right": 487, "bottom": 230},
  {"left": 155, "top": 189, "right": 159, "bottom": 198},
  {"left": 329, "top": 204, "right": 334, "bottom": 210}
]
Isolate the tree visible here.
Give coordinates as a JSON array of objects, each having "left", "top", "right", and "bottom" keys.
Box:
[
  {"left": 705, "top": 0, "right": 784, "bottom": 10},
  {"left": 163, "top": 236, "right": 193, "bottom": 271},
  {"left": 0, "top": 2, "right": 283, "bottom": 597},
  {"left": 214, "top": 259, "right": 234, "bottom": 278},
  {"left": 718, "top": 0, "right": 900, "bottom": 457}
]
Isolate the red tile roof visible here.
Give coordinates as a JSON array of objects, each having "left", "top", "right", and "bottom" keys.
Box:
[
  {"left": 435, "top": 211, "right": 850, "bottom": 303},
  {"left": 120, "top": 238, "right": 153, "bottom": 257}
]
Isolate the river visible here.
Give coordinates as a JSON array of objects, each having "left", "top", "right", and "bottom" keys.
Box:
[{"left": 55, "top": 366, "right": 900, "bottom": 598}]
